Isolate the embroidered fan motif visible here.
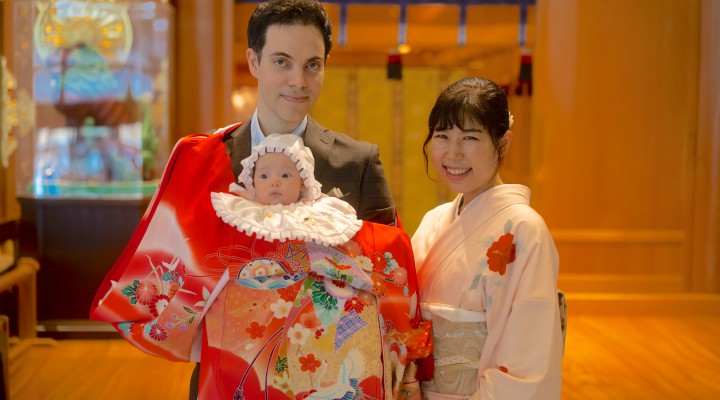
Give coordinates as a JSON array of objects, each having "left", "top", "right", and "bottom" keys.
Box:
[{"left": 281, "top": 241, "right": 310, "bottom": 271}]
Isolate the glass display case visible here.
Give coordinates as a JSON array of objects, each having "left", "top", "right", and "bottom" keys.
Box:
[
  {"left": 5, "top": 0, "right": 174, "bottom": 326},
  {"left": 12, "top": 0, "right": 172, "bottom": 197}
]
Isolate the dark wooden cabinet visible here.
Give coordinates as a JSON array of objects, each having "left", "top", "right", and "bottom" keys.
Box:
[{"left": 18, "top": 196, "right": 150, "bottom": 325}]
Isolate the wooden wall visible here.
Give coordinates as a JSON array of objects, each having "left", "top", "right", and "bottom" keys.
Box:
[
  {"left": 691, "top": 0, "right": 720, "bottom": 293},
  {"left": 532, "top": 0, "right": 712, "bottom": 294}
]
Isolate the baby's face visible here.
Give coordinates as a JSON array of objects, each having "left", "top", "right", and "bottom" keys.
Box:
[{"left": 253, "top": 152, "right": 304, "bottom": 205}]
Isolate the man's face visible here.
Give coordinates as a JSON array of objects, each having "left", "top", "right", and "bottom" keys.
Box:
[{"left": 247, "top": 24, "right": 325, "bottom": 134}]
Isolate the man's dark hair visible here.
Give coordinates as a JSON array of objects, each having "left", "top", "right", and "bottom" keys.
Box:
[{"left": 248, "top": 0, "right": 333, "bottom": 60}]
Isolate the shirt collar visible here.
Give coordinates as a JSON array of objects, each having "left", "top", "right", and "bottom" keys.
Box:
[{"left": 250, "top": 110, "right": 308, "bottom": 147}]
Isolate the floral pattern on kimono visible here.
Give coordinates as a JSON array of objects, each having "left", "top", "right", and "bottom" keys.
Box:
[{"left": 90, "top": 126, "right": 431, "bottom": 399}]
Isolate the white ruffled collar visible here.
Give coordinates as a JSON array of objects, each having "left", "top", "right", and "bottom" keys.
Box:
[{"left": 210, "top": 191, "right": 363, "bottom": 246}]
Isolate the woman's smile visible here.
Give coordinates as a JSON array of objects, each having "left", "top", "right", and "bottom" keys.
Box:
[{"left": 444, "top": 166, "right": 471, "bottom": 176}]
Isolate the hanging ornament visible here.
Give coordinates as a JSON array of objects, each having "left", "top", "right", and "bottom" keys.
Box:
[
  {"left": 387, "top": 49, "right": 403, "bottom": 80},
  {"left": 514, "top": 48, "right": 532, "bottom": 96},
  {"left": 514, "top": 3, "right": 532, "bottom": 96}
]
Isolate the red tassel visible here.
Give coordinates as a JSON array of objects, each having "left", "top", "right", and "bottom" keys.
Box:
[
  {"left": 415, "top": 353, "right": 435, "bottom": 381},
  {"left": 514, "top": 52, "right": 532, "bottom": 96},
  {"left": 387, "top": 51, "right": 402, "bottom": 80}
]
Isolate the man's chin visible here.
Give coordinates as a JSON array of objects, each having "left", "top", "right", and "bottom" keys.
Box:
[{"left": 279, "top": 106, "right": 312, "bottom": 121}]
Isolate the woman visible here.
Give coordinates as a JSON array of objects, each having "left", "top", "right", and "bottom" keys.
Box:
[{"left": 412, "top": 77, "right": 563, "bottom": 399}]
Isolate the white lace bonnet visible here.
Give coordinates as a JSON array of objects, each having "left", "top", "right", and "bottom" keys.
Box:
[{"left": 236, "top": 134, "right": 323, "bottom": 202}]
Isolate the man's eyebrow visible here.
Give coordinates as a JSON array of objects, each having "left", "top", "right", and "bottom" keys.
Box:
[
  {"left": 267, "top": 51, "right": 323, "bottom": 63},
  {"left": 269, "top": 51, "right": 291, "bottom": 59}
]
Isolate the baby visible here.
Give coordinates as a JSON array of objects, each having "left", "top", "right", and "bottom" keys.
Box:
[{"left": 211, "top": 133, "right": 362, "bottom": 246}]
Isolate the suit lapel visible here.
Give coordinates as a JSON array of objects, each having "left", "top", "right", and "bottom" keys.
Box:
[
  {"left": 303, "top": 117, "right": 333, "bottom": 185},
  {"left": 229, "top": 123, "right": 252, "bottom": 181}
]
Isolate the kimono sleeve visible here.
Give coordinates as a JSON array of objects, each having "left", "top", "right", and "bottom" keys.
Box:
[
  {"left": 89, "top": 134, "right": 225, "bottom": 362},
  {"left": 474, "top": 220, "right": 563, "bottom": 400},
  {"left": 362, "top": 223, "right": 432, "bottom": 399}
]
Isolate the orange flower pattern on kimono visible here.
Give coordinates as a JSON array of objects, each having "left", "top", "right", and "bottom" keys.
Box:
[
  {"left": 486, "top": 232, "right": 517, "bottom": 276},
  {"left": 90, "top": 127, "right": 432, "bottom": 399}
]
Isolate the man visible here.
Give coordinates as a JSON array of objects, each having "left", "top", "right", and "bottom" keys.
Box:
[
  {"left": 224, "top": 0, "right": 396, "bottom": 226},
  {"left": 189, "top": 0, "right": 397, "bottom": 397}
]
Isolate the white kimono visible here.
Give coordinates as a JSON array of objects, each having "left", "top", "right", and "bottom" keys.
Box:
[{"left": 412, "top": 184, "right": 562, "bottom": 400}]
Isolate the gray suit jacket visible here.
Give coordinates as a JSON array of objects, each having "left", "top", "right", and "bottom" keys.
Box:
[{"left": 223, "top": 117, "right": 396, "bottom": 226}]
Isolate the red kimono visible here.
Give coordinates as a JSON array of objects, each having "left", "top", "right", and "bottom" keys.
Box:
[{"left": 90, "top": 125, "right": 430, "bottom": 399}]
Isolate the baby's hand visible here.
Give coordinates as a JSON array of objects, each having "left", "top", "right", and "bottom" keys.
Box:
[{"left": 229, "top": 183, "right": 256, "bottom": 201}]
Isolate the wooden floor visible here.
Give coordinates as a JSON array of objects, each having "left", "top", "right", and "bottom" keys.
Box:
[{"left": 7, "top": 315, "right": 720, "bottom": 399}]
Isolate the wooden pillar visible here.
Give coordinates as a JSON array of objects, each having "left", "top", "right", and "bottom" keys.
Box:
[
  {"left": 1, "top": 0, "right": 20, "bottom": 220},
  {"left": 690, "top": 0, "right": 720, "bottom": 293},
  {"left": 1, "top": 0, "right": 7, "bottom": 218},
  {"left": 1, "top": 0, "right": 4, "bottom": 72},
  {"left": 174, "top": 0, "right": 234, "bottom": 142},
  {"left": 391, "top": 79, "right": 403, "bottom": 216},
  {"left": 1, "top": 0, "right": 8, "bottom": 62}
]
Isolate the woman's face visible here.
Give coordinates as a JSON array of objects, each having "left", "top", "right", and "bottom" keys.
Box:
[
  {"left": 428, "top": 123, "right": 504, "bottom": 204},
  {"left": 253, "top": 152, "right": 303, "bottom": 205}
]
